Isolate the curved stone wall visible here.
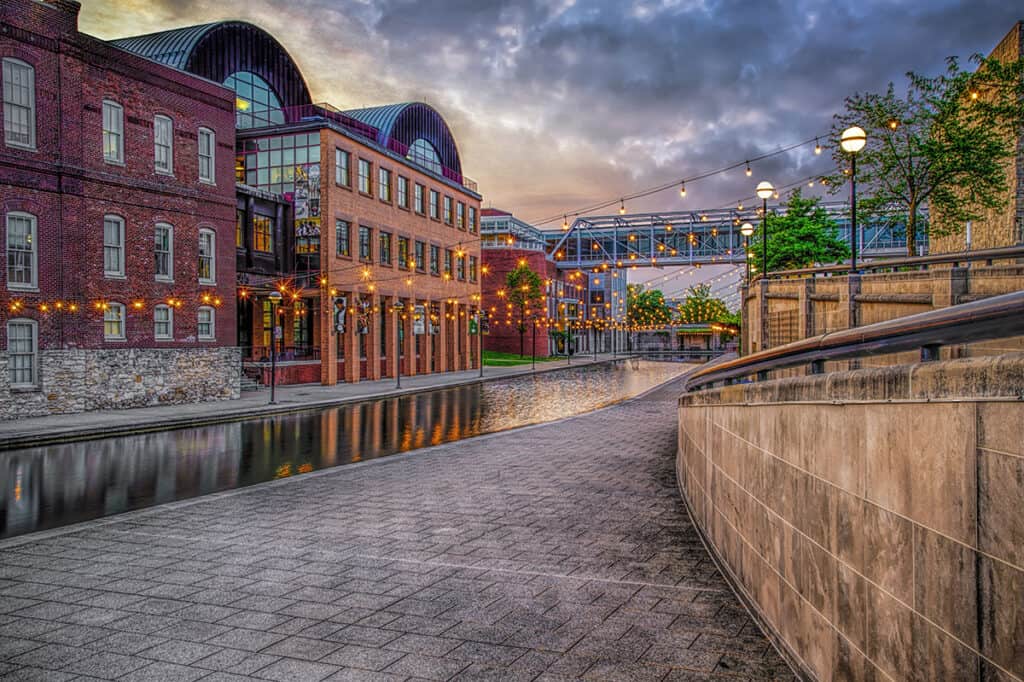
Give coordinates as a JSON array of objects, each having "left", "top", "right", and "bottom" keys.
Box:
[{"left": 677, "top": 354, "right": 1024, "bottom": 681}]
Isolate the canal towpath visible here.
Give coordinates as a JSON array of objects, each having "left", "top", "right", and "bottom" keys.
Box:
[{"left": 0, "top": 354, "right": 624, "bottom": 450}]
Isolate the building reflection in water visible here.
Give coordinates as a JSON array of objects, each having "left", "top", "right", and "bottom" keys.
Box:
[{"left": 1, "top": 362, "right": 682, "bottom": 539}]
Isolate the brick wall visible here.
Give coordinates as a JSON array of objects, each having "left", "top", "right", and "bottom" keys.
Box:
[{"left": 481, "top": 248, "right": 558, "bottom": 356}]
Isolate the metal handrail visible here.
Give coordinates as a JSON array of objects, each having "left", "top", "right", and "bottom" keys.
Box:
[
  {"left": 685, "top": 289, "right": 1024, "bottom": 391},
  {"left": 762, "top": 244, "right": 1024, "bottom": 280}
]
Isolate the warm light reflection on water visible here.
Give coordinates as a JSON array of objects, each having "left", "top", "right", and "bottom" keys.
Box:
[{"left": 0, "top": 361, "right": 685, "bottom": 539}]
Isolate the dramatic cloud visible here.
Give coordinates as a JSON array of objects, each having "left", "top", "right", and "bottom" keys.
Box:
[{"left": 81, "top": 0, "right": 1020, "bottom": 229}]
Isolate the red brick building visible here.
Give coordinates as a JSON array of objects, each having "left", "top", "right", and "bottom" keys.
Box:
[{"left": 0, "top": 0, "right": 238, "bottom": 417}]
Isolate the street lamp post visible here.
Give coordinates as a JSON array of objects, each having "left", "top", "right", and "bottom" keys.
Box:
[
  {"left": 531, "top": 318, "right": 537, "bottom": 372},
  {"left": 840, "top": 126, "right": 867, "bottom": 272},
  {"left": 267, "top": 291, "right": 282, "bottom": 404},
  {"left": 755, "top": 181, "right": 774, "bottom": 276},
  {"left": 740, "top": 222, "right": 755, "bottom": 284},
  {"left": 393, "top": 300, "right": 404, "bottom": 389}
]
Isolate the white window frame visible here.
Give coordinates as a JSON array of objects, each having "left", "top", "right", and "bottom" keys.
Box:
[
  {"left": 154, "top": 304, "right": 173, "bottom": 341},
  {"left": 197, "top": 306, "right": 215, "bottom": 341},
  {"left": 198, "top": 127, "right": 215, "bottom": 183},
  {"left": 154, "top": 115, "right": 174, "bottom": 175},
  {"left": 378, "top": 167, "right": 391, "bottom": 202},
  {"left": 104, "top": 302, "right": 126, "bottom": 341},
  {"left": 102, "top": 100, "right": 123, "bottom": 164},
  {"left": 6, "top": 211, "right": 37, "bottom": 290},
  {"left": 6, "top": 318, "right": 38, "bottom": 389},
  {"left": 154, "top": 222, "right": 173, "bottom": 282},
  {"left": 198, "top": 228, "right": 216, "bottom": 285},
  {"left": 2, "top": 58, "right": 36, "bottom": 150},
  {"left": 103, "top": 214, "right": 126, "bottom": 278}
]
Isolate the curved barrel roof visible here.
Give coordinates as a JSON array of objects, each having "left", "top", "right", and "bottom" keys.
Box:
[{"left": 345, "top": 102, "right": 463, "bottom": 176}]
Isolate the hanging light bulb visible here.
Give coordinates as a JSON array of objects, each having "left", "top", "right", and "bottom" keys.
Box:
[
  {"left": 619, "top": 199, "right": 626, "bottom": 215},
  {"left": 679, "top": 182, "right": 686, "bottom": 198},
  {"left": 562, "top": 215, "right": 569, "bottom": 231},
  {"left": 737, "top": 200, "right": 743, "bottom": 211},
  {"left": 745, "top": 162, "right": 752, "bottom": 177},
  {"left": 814, "top": 138, "right": 822, "bottom": 155},
  {"left": 773, "top": 190, "right": 780, "bottom": 199}
]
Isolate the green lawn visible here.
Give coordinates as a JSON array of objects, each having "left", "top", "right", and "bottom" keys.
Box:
[{"left": 482, "top": 350, "right": 563, "bottom": 367}]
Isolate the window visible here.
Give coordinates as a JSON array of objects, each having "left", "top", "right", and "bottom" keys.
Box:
[
  {"left": 102, "top": 100, "right": 123, "bottom": 163},
  {"left": 154, "top": 223, "right": 173, "bottom": 281},
  {"left": 237, "top": 132, "right": 320, "bottom": 195},
  {"left": 198, "top": 127, "right": 215, "bottom": 183},
  {"left": 224, "top": 71, "right": 285, "bottom": 130},
  {"left": 358, "top": 159, "right": 371, "bottom": 194},
  {"left": 457, "top": 202, "right": 465, "bottom": 230},
  {"left": 7, "top": 319, "right": 37, "bottom": 388},
  {"left": 429, "top": 190, "right": 439, "bottom": 219},
  {"left": 469, "top": 206, "right": 477, "bottom": 234},
  {"left": 2, "top": 59, "right": 35, "bottom": 149},
  {"left": 154, "top": 115, "right": 173, "bottom": 174},
  {"left": 397, "top": 176, "right": 408, "bottom": 208},
  {"left": 359, "top": 225, "right": 372, "bottom": 261},
  {"left": 469, "top": 255, "right": 478, "bottom": 282},
  {"left": 414, "top": 240, "right": 425, "bottom": 271},
  {"left": 253, "top": 215, "right": 274, "bottom": 252},
  {"left": 444, "top": 196, "right": 452, "bottom": 225},
  {"left": 198, "top": 229, "right": 215, "bottom": 284},
  {"left": 104, "top": 302, "right": 125, "bottom": 340},
  {"left": 398, "top": 237, "right": 410, "bottom": 269},
  {"left": 378, "top": 168, "right": 392, "bottom": 202},
  {"left": 444, "top": 249, "right": 452, "bottom": 277},
  {"left": 235, "top": 209, "right": 244, "bottom": 247},
  {"left": 197, "top": 306, "right": 215, "bottom": 341},
  {"left": 336, "top": 219, "right": 350, "bottom": 257},
  {"left": 406, "top": 138, "right": 442, "bottom": 174},
  {"left": 429, "top": 245, "right": 440, "bottom": 275},
  {"left": 335, "top": 148, "right": 350, "bottom": 186},
  {"left": 379, "top": 231, "right": 392, "bottom": 265},
  {"left": 457, "top": 254, "right": 466, "bottom": 281},
  {"left": 103, "top": 215, "right": 125, "bottom": 277},
  {"left": 154, "top": 305, "right": 173, "bottom": 340},
  {"left": 6, "top": 212, "right": 36, "bottom": 289},
  {"left": 414, "top": 184, "right": 425, "bottom": 214}
]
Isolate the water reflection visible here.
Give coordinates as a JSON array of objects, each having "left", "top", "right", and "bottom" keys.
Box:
[{"left": 0, "top": 361, "right": 684, "bottom": 539}]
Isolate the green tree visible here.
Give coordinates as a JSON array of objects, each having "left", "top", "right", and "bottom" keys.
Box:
[
  {"left": 505, "top": 262, "right": 543, "bottom": 357},
  {"left": 824, "top": 54, "right": 1024, "bottom": 255},
  {"left": 626, "top": 284, "right": 672, "bottom": 328},
  {"left": 676, "top": 284, "right": 731, "bottom": 324},
  {"left": 748, "top": 189, "right": 849, "bottom": 273}
]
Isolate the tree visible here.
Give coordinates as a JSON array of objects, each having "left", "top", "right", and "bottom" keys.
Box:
[
  {"left": 676, "top": 284, "right": 731, "bottom": 324},
  {"left": 505, "top": 262, "right": 543, "bottom": 357},
  {"left": 824, "top": 54, "right": 1024, "bottom": 255},
  {"left": 626, "top": 284, "right": 673, "bottom": 328},
  {"left": 748, "top": 189, "right": 850, "bottom": 273}
]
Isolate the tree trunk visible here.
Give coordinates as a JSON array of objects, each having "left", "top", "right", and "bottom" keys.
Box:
[{"left": 906, "top": 206, "right": 918, "bottom": 257}]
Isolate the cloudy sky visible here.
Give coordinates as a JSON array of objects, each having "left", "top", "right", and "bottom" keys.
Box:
[{"left": 81, "top": 0, "right": 1020, "bottom": 229}]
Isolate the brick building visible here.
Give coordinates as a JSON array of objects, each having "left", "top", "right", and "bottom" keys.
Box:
[
  {"left": 0, "top": 0, "right": 238, "bottom": 418},
  {"left": 112, "top": 21, "right": 484, "bottom": 386}
]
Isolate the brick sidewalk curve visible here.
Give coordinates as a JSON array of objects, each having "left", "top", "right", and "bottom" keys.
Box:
[{"left": 0, "top": 377, "right": 794, "bottom": 681}]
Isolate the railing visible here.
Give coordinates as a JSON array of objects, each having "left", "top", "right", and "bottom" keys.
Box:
[
  {"left": 630, "top": 349, "right": 729, "bottom": 362},
  {"left": 685, "top": 289, "right": 1024, "bottom": 391},
  {"left": 763, "top": 244, "right": 1024, "bottom": 280},
  {"left": 241, "top": 345, "right": 320, "bottom": 363}
]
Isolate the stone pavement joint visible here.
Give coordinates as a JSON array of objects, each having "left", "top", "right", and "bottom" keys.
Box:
[{"left": 0, "top": 376, "right": 795, "bottom": 681}]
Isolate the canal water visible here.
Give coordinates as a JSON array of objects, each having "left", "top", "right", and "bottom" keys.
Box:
[{"left": 0, "top": 361, "right": 686, "bottom": 539}]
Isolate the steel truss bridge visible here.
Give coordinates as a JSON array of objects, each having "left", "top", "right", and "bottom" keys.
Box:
[{"left": 544, "top": 202, "right": 928, "bottom": 270}]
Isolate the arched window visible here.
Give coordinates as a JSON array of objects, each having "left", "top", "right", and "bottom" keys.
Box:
[
  {"left": 223, "top": 72, "right": 285, "bottom": 129},
  {"left": 406, "top": 138, "right": 442, "bottom": 175}
]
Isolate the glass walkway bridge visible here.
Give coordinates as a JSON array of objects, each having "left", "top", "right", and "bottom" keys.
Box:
[{"left": 544, "top": 202, "right": 928, "bottom": 270}]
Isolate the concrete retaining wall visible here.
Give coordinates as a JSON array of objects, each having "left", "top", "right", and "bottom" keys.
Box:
[
  {"left": 0, "top": 347, "right": 240, "bottom": 420},
  {"left": 677, "top": 354, "right": 1024, "bottom": 680}
]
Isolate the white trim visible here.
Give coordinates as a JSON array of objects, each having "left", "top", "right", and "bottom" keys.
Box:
[
  {"left": 198, "top": 228, "right": 216, "bottom": 285},
  {"left": 5, "top": 211, "right": 37, "bottom": 290},
  {"left": 6, "top": 317, "right": 38, "bottom": 389},
  {"left": 154, "top": 222, "right": 174, "bottom": 282},
  {"left": 198, "top": 127, "right": 215, "bottom": 184},
  {"left": 197, "top": 305, "right": 215, "bottom": 341},
  {"left": 2, "top": 58, "right": 36, "bottom": 150},
  {"left": 153, "top": 114, "right": 174, "bottom": 175},
  {"left": 153, "top": 304, "right": 173, "bottom": 341},
  {"left": 102, "top": 100, "right": 124, "bottom": 164},
  {"left": 103, "top": 214, "right": 126, "bottom": 278},
  {"left": 103, "top": 302, "right": 126, "bottom": 341}
]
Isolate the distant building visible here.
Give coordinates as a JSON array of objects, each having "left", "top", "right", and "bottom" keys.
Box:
[{"left": 0, "top": 0, "right": 238, "bottom": 418}]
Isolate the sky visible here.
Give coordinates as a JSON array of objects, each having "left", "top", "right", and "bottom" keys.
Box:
[{"left": 79, "top": 0, "right": 1021, "bottom": 304}]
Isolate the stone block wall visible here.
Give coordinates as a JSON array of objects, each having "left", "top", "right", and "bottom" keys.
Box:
[
  {"left": 0, "top": 347, "right": 240, "bottom": 420},
  {"left": 677, "top": 354, "right": 1024, "bottom": 681}
]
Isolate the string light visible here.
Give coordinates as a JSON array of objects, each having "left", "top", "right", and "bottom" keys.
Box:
[
  {"left": 745, "top": 162, "right": 752, "bottom": 177},
  {"left": 814, "top": 138, "right": 822, "bottom": 155},
  {"left": 619, "top": 199, "right": 626, "bottom": 215},
  {"left": 679, "top": 182, "right": 686, "bottom": 198}
]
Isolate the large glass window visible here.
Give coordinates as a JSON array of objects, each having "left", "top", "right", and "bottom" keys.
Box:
[
  {"left": 237, "top": 132, "right": 320, "bottom": 195},
  {"left": 359, "top": 225, "right": 372, "bottom": 261},
  {"left": 224, "top": 71, "right": 285, "bottom": 129},
  {"left": 406, "top": 138, "right": 442, "bottom": 175},
  {"left": 6, "top": 212, "right": 36, "bottom": 289},
  {"left": 379, "top": 231, "right": 392, "bottom": 265},
  {"left": 154, "top": 223, "right": 173, "bottom": 281},
  {"left": 336, "top": 220, "right": 350, "bottom": 257},
  {"left": 378, "top": 168, "right": 391, "bottom": 202},
  {"left": 198, "top": 229, "right": 215, "bottom": 284},
  {"left": 102, "top": 100, "right": 123, "bottom": 163},
  {"left": 7, "top": 319, "right": 36, "bottom": 387},
  {"left": 358, "top": 159, "right": 371, "bottom": 194},
  {"left": 154, "top": 305, "right": 173, "bottom": 340},
  {"left": 198, "top": 127, "right": 215, "bottom": 183},
  {"left": 103, "top": 215, "right": 125, "bottom": 277},
  {"left": 335, "top": 148, "right": 350, "bottom": 187},
  {"left": 2, "top": 59, "right": 35, "bottom": 149},
  {"left": 254, "top": 215, "right": 274, "bottom": 252},
  {"left": 154, "top": 115, "right": 173, "bottom": 174},
  {"left": 104, "top": 303, "right": 125, "bottom": 340}
]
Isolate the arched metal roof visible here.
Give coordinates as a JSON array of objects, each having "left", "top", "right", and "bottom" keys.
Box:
[
  {"left": 110, "top": 21, "right": 312, "bottom": 110},
  {"left": 345, "top": 102, "right": 463, "bottom": 177}
]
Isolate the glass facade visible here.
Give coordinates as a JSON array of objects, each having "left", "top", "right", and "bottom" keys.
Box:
[
  {"left": 406, "top": 138, "right": 442, "bottom": 175},
  {"left": 225, "top": 71, "right": 285, "bottom": 129},
  {"left": 237, "top": 132, "right": 320, "bottom": 195}
]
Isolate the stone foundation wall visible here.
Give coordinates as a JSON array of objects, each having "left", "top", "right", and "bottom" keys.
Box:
[
  {"left": 0, "top": 347, "right": 241, "bottom": 420},
  {"left": 677, "top": 354, "right": 1024, "bottom": 681}
]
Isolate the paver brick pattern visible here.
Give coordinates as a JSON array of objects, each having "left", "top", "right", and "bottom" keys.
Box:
[{"left": 0, "top": 378, "right": 794, "bottom": 681}]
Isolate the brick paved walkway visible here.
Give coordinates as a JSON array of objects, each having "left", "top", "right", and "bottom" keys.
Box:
[{"left": 0, "top": 378, "right": 794, "bottom": 681}]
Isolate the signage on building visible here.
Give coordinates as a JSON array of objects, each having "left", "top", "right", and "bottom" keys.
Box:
[
  {"left": 469, "top": 317, "right": 478, "bottom": 335},
  {"left": 413, "top": 305, "right": 426, "bottom": 335},
  {"left": 293, "top": 164, "right": 321, "bottom": 220}
]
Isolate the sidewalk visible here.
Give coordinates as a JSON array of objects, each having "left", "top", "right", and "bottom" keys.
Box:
[{"left": 0, "top": 353, "right": 626, "bottom": 450}]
